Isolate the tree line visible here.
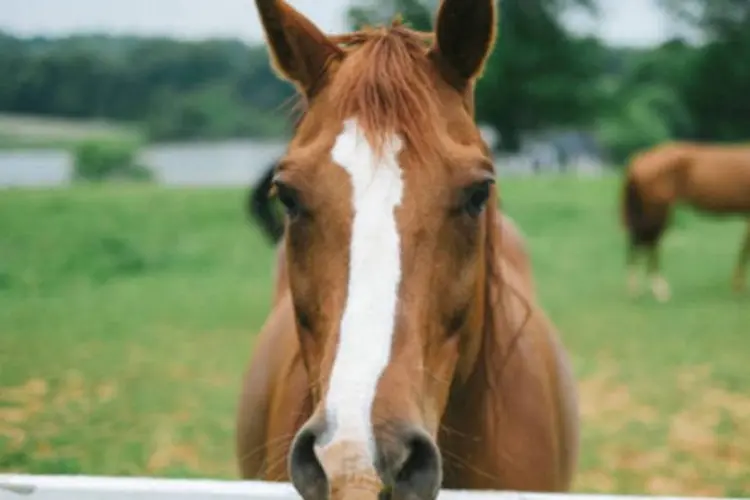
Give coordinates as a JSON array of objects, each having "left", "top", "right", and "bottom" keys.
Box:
[
  {"left": 0, "top": 33, "right": 296, "bottom": 141},
  {"left": 0, "top": 0, "right": 747, "bottom": 163}
]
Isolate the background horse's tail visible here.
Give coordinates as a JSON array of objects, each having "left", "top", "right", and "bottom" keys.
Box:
[{"left": 246, "top": 160, "right": 284, "bottom": 244}]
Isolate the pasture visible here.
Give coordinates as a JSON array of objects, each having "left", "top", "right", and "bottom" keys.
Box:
[{"left": 0, "top": 175, "right": 748, "bottom": 496}]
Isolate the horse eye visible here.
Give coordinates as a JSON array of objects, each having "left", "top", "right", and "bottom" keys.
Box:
[
  {"left": 463, "top": 180, "right": 492, "bottom": 218},
  {"left": 274, "top": 181, "right": 303, "bottom": 219}
]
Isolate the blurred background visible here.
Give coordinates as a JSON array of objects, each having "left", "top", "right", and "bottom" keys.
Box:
[{"left": 0, "top": 0, "right": 748, "bottom": 496}]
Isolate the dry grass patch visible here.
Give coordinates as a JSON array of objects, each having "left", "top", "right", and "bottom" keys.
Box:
[{"left": 576, "top": 362, "right": 750, "bottom": 496}]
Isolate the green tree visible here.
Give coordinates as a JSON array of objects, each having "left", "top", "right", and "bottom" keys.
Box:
[
  {"left": 596, "top": 38, "right": 696, "bottom": 162},
  {"left": 477, "top": 0, "right": 603, "bottom": 151},
  {"left": 655, "top": 0, "right": 750, "bottom": 142},
  {"left": 598, "top": 82, "right": 691, "bottom": 164}
]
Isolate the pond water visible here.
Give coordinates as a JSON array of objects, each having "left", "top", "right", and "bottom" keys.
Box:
[{"left": 0, "top": 139, "right": 287, "bottom": 189}]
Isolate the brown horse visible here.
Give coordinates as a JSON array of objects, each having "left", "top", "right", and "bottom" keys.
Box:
[
  {"left": 622, "top": 141, "right": 750, "bottom": 301},
  {"left": 236, "top": 1, "right": 580, "bottom": 500}
]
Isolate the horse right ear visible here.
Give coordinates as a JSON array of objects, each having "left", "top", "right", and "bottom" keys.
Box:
[
  {"left": 429, "top": 0, "right": 497, "bottom": 90},
  {"left": 254, "top": 0, "right": 344, "bottom": 98}
]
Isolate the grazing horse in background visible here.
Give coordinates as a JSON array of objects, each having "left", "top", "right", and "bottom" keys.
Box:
[
  {"left": 236, "top": 1, "right": 580, "bottom": 500},
  {"left": 622, "top": 141, "right": 750, "bottom": 302}
]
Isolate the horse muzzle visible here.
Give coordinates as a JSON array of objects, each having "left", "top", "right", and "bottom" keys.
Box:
[{"left": 288, "top": 418, "right": 442, "bottom": 500}]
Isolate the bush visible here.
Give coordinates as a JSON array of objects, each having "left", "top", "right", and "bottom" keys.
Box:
[{"left": 73, "top": 139, "right": 153, "bottom": 183}]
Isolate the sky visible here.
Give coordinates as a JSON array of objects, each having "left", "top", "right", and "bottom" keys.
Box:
[{"left": 1, "top": 0, "right": 677, "bottom": 48}]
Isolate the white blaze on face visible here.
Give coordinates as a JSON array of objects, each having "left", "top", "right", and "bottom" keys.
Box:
[{"left": 319, "top": 118, "right": 405, "bottom": 468}]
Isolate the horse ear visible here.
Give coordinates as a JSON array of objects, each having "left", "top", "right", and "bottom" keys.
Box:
[
  {"left": 429, "top": 0, "right": 498, "bottom": 89},
  {"left": 254, "top": 0, "right": 344, "bottom": 97}
]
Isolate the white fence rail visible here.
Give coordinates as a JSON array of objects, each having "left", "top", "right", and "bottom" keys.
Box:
[{"left": 0, "top": 475, "right": 745, "bottom": 500}]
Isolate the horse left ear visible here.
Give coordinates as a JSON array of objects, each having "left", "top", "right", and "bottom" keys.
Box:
[
  {"left": 254, "top": 0, "right": 344, "bottom": 98},
  {"left": 428, "top": 0, "right": 498, "bottom": 90}
]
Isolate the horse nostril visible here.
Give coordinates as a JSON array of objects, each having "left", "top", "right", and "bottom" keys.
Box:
[
  {"left": 379, "top": 427, "right": 442, "bottom": 500},
  {"left": 288, "top": 424, "right": 328, "bottom": 500}
]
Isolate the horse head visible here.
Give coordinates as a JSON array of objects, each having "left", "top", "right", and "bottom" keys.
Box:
[{"left": 251, "top": 1, "right": 499, "bottom": 498}]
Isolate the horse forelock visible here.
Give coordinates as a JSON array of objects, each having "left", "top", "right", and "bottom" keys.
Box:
[{"left": 292, "top": 24, "right": 452, "bottom": 164}]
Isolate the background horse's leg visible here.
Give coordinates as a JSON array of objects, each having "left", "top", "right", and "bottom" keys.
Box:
[
  {"left": 647, "top": 241, "right": 671, "bottom": 302},
  {"left": 639, "top": 204, "right": 672, "bottom": 303},
  {"left": 732, "top": 219, "right": 750, "bottom": 293},
  {"left": 625, "top": 207, "right": 670, "bottom": 302}
]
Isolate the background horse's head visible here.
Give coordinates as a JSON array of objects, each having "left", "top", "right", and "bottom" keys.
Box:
[{"left": 252, "top": 0, "right": 498, "bottom": 498}]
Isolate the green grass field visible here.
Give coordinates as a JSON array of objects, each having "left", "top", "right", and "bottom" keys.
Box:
[{"left": 1, "top": 175, "right": 748, "bottom": 495}]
